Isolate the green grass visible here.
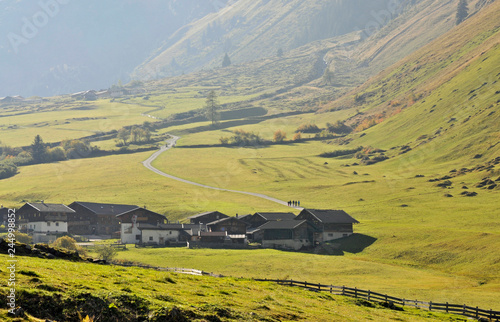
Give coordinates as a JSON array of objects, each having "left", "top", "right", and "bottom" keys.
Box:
[{"left": 0, "top": 254, "right": 469, "bottom": 321}]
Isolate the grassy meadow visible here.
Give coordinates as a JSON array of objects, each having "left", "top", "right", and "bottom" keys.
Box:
[{"left": 0, "top": 254, "right": 466, "bottom": 321}]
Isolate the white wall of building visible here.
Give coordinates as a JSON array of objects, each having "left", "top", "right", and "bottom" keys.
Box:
[
  {"left": 120, "top": 223, "right": 141, "bottom": 244},
  {"left": 27, "top": 221, "right": 67, "bottom": 233},
  {"left": 141, "top": 229, "right": 180, "bottom": 244}
]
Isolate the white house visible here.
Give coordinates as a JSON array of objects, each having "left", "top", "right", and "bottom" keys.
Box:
[{"left": 17, "top": 202, "right": 74, "bottom": 243}]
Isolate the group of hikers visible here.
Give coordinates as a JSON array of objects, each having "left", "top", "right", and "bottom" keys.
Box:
[{"left": 288, "top": 200, "right": 301, "bottom": 207}]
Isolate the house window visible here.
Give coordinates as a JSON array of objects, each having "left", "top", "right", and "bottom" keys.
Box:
[
  {"left": 149, "top": 236, "right": 153, "bottom": 241},
  {"left": 328, "top": 233, "right": 333, "bottom": 237},
  {"left": 56, "top": 222, "right": 59, "bottom": 227},
  {"left": 47, "top": 222, "right": 51, "bottom": 227},
  {"left": 169, "top": 231, "right": 172, "bottom": 235},
  {"left": 135, "top": 234, "right": 141, "bottom": 240}
]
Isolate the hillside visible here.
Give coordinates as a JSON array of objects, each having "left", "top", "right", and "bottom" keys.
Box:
[
  {"left": 0, "top": 254, "right": 468, "bottom": 321},
  {"left": 132, "top": 0, "right": 395, "bottom": 79},
  {"left": 327, "top": 0, "right": 500, "bottom": 161}
]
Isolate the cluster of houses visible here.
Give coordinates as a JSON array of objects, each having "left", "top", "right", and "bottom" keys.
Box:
[
  {"left": 1, "top": 201, "right": 359, "bottom": 251},
  {"left": 71, "top": 87, "right": 146, "bottom": 101}
]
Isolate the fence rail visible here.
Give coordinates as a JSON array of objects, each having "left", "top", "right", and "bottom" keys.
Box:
[{"left": 255, "top": 279, "right": 499, "bottom": 321}]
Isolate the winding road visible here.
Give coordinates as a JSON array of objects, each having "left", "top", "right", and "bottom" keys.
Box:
[{"left": 142, "top": 136, "right": 302, "bottom": 209}]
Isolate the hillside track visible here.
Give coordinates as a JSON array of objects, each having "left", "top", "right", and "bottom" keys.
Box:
[{"left": 142, "top": 136, "right": 302, "bottom": 209}]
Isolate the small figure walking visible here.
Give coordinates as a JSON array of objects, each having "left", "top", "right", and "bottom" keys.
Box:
[{"left": 298, "top": 200, "right": 300, "bottom": 207}]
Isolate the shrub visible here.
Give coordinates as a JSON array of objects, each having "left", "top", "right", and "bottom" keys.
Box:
[
  {"left": 326, "top": 121, "right": 352, "bottom": 134},
  {"left": 0, "top": 160, "right": 17, "bottom": 179},
  {"left": 292, "top": 132, "right": 302, "bottom": 141},
  {"left": 15, "top": 232, "right": 32, "bottom": 244},
  {"left": 273, "top": 130, "right": 287, "bottom": 142},
  {"left": 295, "top": 123, "right": 320, "bottom": 133},
  {"left": 319, "top": 147, "right": 363, "bottom": 158},
  {"left": 47, "top": 147, "right": 66, "bottom": 162},
  {"left": 96, "top": 245, "right": 118, "bottom": 262},
  {"left": 52, "top": 236, "right": 87, "bottom": 255},
  {"left": 52, "top": 236, "right": 78, "bottom": 251}
]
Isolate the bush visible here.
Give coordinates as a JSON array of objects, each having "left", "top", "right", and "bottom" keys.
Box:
[
  {"left": 295, "top": 123, "right": 321, "bottom": 133},
  {"left": 319, "top": 147, "right": 363, "bottom": 158},
  {"left": 273, "top": 130, "right": 287, "bottom": 142},
  {"left": 96, "top": 245, "right": 117, "bottom": 262},
  {"left": 0, "top": 160, "right": 17, "bottom": 179},
  {"left": 47, "top": 147, "right": 66, "bottom": 162},
  {"left": 292, "top": 132, "right": 302, "bottom": 141},
  {"left": 326, "top": 121, "right": 352, "bottom": 134},
  {"left": 15, "top": 232, "right": 32, "bottom": 244},
  {"left": 220, "top": 129, "right": 265, "bottom": 146},
  {"left": 52, "top": 236, "right": 86, "bottom": 255}
]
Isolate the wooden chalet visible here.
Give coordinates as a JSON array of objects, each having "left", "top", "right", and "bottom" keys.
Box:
[
  {"left": 207, "top": 216, "right": 246, "bottom": 235},
  {"left": 68, "top": 201, "right": 138, "bottom": 236},
  {"left": 258, "top": 220, "right": 316, "bottom": 250},
  {"left": 116, "top": 207, "right": 167, "bottom": 244},
  {"left": 296, "top": 209, "right": 359, "bottom": 243},
  {"left": 187, "top": 211, "right": 228, "bottom": 224},
  {"left": 17, "top": 202, "right": 75, "bottom": 243}
]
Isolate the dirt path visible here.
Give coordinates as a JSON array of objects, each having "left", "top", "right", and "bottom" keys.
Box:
[{"left": 142, "top": 136, "right": 302, "bottom": 209}]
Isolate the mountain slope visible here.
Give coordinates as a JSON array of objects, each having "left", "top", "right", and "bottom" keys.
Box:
[
  {"left": 132, "top": 0, "right": 395, "bottom": 80},
  {"left": 329, "top": 0, "right": 500, "bottom": 164}
]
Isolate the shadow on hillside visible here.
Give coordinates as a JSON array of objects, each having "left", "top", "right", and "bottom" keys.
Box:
[{"left": 317, "top": 234, "right": 377, "bottom": 256}]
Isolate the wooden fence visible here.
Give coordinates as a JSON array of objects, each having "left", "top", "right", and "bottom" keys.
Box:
[{"left": 254, "top": 279, "right": 499, "bottom": 321}]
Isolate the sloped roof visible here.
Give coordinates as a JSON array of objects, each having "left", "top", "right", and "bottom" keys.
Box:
[
  {"left": 116, "top": 207, "right": 166, "bottom": 220},
  {"left": 27, "top": 203, "right": 75, "bottom": 214},
  {"left": 258, "top": 220, "right": 308, "bottom": 230},
  {"left": 301, "top": 209, "right": 359, "bottom": 224},
  {"left": 187, "top": 211, "right": 228, "bottom": 220},
  {"left": 206, "top": 216, "right": 243, "bottom": 226},
  {"left": 254, "top": 212, "right": 296, "bottom": 221},
  {"left": 70, "top": 201, "right": 138, "bottom": 216}
]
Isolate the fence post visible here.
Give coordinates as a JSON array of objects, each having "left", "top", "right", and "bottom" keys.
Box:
[
  {"left": 402, "top": 298, "right": 405, "bottom": 307},
  {"left": 305, "top": 281, "right": 308, "bottom": 288},
  {"left": 429, "top": 301, "right": 432, "bottom": 311},
  {"left": 385, "top": 294, "right": 388, "bottom": 303},
  {"left": 354, "top": 287, "right": 357, "bottom": 298},
  {"left": 475, "top": 306, "right": 478, "bottom": 319},
  {"left": 446, "top": 302, "right": 449, "bottom": 313},
  {"left": 330, "top": 286, "right": 332, "bottom": 294},
  {"left": 318, "top": 283, "right": 321, "bottom": 291},
  {"left": 342, "top": 286, "right": 345, "bottom": 296},
  {"left": 463, "top": 304, "right": 466, "bottom": 316},
  {"left": 368, "top": 290, "right": 371, "bottom": 301}
]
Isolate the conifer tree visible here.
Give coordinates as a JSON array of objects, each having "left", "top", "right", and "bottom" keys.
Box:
[
  {"left": 205, "top": 90, "right": 220, "bottom": 126},
  {"left": 30, "top": 135, "right": 47, "bottom": 164},
  {"left": 222, "top": 53, "right": 231, "bottom": 67}
]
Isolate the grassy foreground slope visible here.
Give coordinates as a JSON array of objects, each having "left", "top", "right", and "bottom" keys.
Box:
[{"left": 0, "top": 254, "right": 466, "bottom": 321}]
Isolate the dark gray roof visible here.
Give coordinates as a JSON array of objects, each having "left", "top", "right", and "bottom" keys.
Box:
[
  {"left": 302, "top": 209, "right": 359, "bottom": 224},
  {"left": 116, "top": 207, "right": 166, "bottom": 219},
  {"left": 70, "top": 201, "right": 138, "bottom": 216},
  {"left": 206, "top": 216, "right": 243, "bottom": 226},
  {"left": 254, "top": 212, "right": 296, "bottom": 221},
  {"left": 258, "top": 220, "right": 308, "bottom": 230},
  {"left": 27, "top": 203, "right": 75, "bottom": 213},
  {"left": 187, "top": 211, "right": 228, "bottom": 220}
]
